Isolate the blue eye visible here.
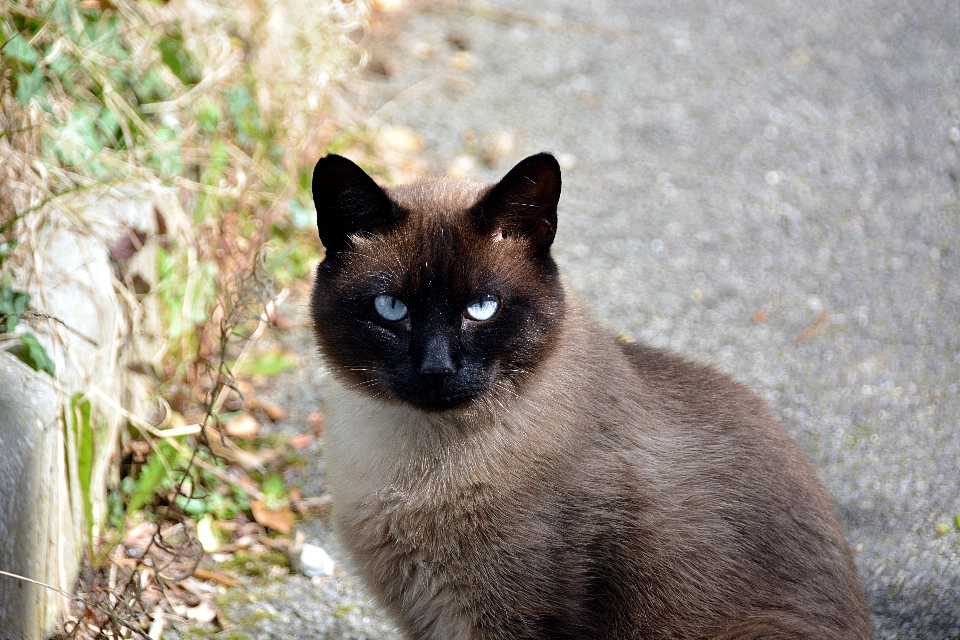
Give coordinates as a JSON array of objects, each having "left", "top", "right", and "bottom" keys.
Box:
[
  {"left": 374, "top": 295, "right": 408, "bottom": 321},
  {"left": 465, "top": 295, "right": 499, "bottom": 321}
]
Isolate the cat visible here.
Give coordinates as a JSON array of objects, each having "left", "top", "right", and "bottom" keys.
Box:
[{"left": 309, "top": 152, "right": 872, "bottom": 640}]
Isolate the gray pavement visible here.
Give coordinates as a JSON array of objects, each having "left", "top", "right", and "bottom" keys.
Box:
[
  {"left": 363, "top": 1, "right": 960, "bottom": 637},
  {"left": 220, "top": 2, "right": 960, "bottom": 638}
]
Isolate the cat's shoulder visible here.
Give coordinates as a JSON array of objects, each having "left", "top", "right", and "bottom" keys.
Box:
[{"left": 614, "top": 338, "right": 772, "bottom": 427}]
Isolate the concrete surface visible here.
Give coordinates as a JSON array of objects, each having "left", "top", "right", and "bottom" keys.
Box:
[
  {"left": 0, "top": 192, "right": 164, "bottom": 639},
  {"left": 0, "top": 353, "right": 77, "bottom": 640},
  {"left": 365, "top": 1, "right": 960, "bottom": 637},
  {"left": 222, "top": 1, "right": 960, "bottom": 638}
]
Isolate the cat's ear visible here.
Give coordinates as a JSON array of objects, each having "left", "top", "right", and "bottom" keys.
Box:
[
  {"left": 312, "top": 154, "right": 401, "bottom": 254},
  {"left": 472, "top": 152, "right": 561, "bottom": 255}
]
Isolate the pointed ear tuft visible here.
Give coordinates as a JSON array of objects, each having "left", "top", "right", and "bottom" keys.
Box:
[
  {"left": 312, "top": 154, "right": 401, "bottom": 254},
  {"left": 472, "top": 153, "right": 562, "bottom": 255}
]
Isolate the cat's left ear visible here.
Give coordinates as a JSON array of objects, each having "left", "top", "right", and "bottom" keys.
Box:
[{"left": 472, "top": 152, "right": 561, "bottom": 256}]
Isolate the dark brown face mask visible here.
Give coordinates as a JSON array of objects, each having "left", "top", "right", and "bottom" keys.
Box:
[{"left": 310, "top": 152, "right": 566, "bottom": 412}]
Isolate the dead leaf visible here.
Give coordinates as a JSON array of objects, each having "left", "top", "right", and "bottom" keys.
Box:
[
  {"left": 186, "top": 601, "right": 219, "bottom": 623},
  {"left": 224, "top": 413, "right": 259, "bottom": 439},
  {"left": 220, "top": 387, "right": 244, "bottom": 412},
  {"left": 123, "top": 520, "right": 157, "bottom": 555},
  {"left": 179, "top": 576, "right": 217, "bottom": 598},
  {"left": 294, "top": 495, "right": 333, "bottom": 517},
  {"left": 250, "top": 500, "right": 294, "bottom": 534},
  {"left": 754, "top": 309, "right": 770, "bottom": 324},
  {"left": 196, "top": 514, "right": 222, "bottom": 552},
  {"left": 247, "top": 397, "right": 289, "bottom": 422},
  {"left": 289, "top": 433, "right": 314, "bottom": 449},
  {"left": 377, "top": 125, "right": 424, "bottom": 154},
  {"left": 308, "top": 411, "right": 326, "bottom": 435},
  {"left": 449, "top": 50, "right": 476, "bottom": 70},
  {"left": 169, "top": 583, "right": 202, "bottom": 607},
  {"left": 204, "top": 426, "right": 280, "bottom": 471}
]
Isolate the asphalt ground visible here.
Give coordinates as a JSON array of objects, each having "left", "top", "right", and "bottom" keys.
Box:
[
  {"left": 219, "top": 2, "right": 960, "bottom": 638},
  {"left": 359, "top": 2, "right": 960, "bottom": 638}
]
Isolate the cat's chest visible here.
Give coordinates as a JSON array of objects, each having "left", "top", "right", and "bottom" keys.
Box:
[
  {"left": 326, "top": 387, "right": 506, "bottom": 508},
  {"left": 324, "top": 385, "right": 556, "bottom": 548}
]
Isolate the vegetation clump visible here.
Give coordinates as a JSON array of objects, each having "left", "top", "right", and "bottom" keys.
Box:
[{"left": 1, "top": 0, "right": 386, "bottom": 636}]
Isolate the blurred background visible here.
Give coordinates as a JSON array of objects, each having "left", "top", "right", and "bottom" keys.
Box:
[{"left": 1, "top": 0, "right": 958, "bottom": 638}]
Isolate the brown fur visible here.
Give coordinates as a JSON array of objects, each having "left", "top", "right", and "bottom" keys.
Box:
[{"left": 310, "top": 154, "right": 872, "bottom": 640}]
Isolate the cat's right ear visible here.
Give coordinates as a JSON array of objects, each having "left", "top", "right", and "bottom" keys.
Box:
[{"left": 312, "top": 154, "right": 401, "bottom": 254}]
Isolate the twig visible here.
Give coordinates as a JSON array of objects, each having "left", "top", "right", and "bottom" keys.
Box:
[
  {"left": 139, "top": 49, "right": 243, "bottom": 114},
  {"left": 796, "top": 313, "right": 832, "bottom": 345},
  {"left": 86, "top": 385, "right": 265, "bottom": 500},
  {"left": 168, "top": 439, "right": 267, "bottom": 502},
  {"left": 0, "top": 311, "right": 99, "bottom": 346},
  {"left": 86, "top": 385, "right": 199, "bottom": 440},
  {"left": 0, "top": 570, "right": 151, "bottom": 639},
  {"left": 193, "top": 568, "right": 241, "bottom": 587}
]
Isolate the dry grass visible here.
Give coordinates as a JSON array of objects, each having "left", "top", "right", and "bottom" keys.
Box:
[{"left": 1, "top": 0, "right": 385, "bottom": 636}]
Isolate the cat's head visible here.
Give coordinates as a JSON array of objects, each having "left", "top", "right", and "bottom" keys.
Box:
[{"left": 310, "top": 153, "right": 565, "bottom": 413}]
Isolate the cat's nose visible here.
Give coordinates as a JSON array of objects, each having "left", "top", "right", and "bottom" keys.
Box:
[{"left": 418, "top": 335, "right": 455, "bottom": 377}]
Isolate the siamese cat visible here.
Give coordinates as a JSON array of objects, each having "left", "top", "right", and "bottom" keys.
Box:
[{"left": 310, "top": 152, "right": 872, "bottom": 640}]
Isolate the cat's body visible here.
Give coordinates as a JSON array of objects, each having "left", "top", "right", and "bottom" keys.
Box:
[{"left": 310, "top": 153, "right": 872, "bottom": 640}]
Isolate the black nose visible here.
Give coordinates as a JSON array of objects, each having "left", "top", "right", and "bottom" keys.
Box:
[{"left": 419, "top": 335, "right": 455, "bottom": 377}]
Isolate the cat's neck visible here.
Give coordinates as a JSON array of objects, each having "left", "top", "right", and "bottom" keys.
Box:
[{"left": 323, "top": 294, "right": 639, "bottom": 492}]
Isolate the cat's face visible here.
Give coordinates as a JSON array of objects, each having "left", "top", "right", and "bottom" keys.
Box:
[{"left": 311, "top": 154, "right": 565, "bottom": 412}]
